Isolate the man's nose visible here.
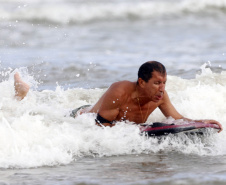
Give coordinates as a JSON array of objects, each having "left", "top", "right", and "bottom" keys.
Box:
[{"left": 159, "top": 84, "right": 165, "bottom": 92}]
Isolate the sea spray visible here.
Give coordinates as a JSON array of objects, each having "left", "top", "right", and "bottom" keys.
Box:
[{"left": 0, "top": 67, "right": 225, "bottom": 168}]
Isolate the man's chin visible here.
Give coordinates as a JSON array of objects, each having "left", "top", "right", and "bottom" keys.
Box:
[{"left": 152, "top": 99, "right": 160, "bottom": 103}]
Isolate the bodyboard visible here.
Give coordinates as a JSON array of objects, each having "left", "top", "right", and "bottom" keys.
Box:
[{"left": 140, "top": 122, "right": 220, "bottom": 137}]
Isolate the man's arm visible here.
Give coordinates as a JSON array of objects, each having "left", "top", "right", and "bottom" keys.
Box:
[
  {"left": 95, "top": 82, "right": 126, "bottom": 127},
  {"left": 158, "top": 91, "right": 183, "bottom": 119},
  {"left": 159, "top": 91, "right": 223, "bottom": 132}
]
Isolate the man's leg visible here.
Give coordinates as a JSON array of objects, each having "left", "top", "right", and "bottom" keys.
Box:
[{"left": 14, "top": 72, "right": 30, "bottom": 100}]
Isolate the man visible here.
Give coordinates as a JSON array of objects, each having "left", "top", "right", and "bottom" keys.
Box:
[{"left": 14, "top": 61, "right": 223, "bottom": 132}]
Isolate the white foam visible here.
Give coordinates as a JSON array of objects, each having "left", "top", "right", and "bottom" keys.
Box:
[{"left": 0, "top": 65, "right": 226, "bottom": 168}]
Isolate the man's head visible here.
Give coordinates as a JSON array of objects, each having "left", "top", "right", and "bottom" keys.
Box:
[
  {"left": 137, "top": 61, "right": 167, "bottom": 102},
  {"left": 138, "top": 61, "right": 166, "bottom": 83}
]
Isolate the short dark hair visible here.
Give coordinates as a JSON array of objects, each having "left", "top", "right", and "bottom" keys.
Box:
[{"left": 138, "top": 61, "right": 166, "bottom": 82}]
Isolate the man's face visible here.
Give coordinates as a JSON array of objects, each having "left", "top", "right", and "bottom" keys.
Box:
[{"left": 143, "top": 71, "right": 167, "bottom": 102}]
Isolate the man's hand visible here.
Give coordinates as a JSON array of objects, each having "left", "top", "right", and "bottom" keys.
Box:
[
  {"left": 182, "top": 117, "right": 223, "bottom": 133},
  {"left": 202, "top": 120, "right": 223, "bottom": 133}
]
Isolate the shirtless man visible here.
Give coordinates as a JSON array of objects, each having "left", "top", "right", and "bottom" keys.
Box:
[{"left": 14, "top": 61, "right": 223, "bottom": 132}]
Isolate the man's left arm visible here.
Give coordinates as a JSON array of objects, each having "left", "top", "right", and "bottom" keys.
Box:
[{"left": 159, "top": 91, "right": 223, "bottom": 133}]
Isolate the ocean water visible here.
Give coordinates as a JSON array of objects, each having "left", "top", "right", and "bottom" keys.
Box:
[{"left": 0, "top": 0, "right": 226, "bottom": 184}]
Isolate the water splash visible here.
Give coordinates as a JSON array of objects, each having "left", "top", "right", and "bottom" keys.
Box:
[{"left": 0, "top": 65, "right": 226, "bottom": 168}]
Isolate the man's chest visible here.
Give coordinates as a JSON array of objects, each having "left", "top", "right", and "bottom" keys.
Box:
[{"left": 116, "top": 102, "right": 159, "bottom": 123}]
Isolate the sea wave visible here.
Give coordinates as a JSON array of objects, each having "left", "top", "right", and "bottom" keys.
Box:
[
  {"left": 0, "top": 66, "right": 226, "bottom": 168},
  {"left": 0, "top": 0, "right": 226, "bottom": 24}
]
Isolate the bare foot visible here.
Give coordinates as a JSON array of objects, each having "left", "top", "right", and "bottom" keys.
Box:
[{"left": 14, "top": 72, "right": 30, "bottom": 100}]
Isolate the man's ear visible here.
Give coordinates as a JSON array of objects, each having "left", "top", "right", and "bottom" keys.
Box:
[{"left": 137, "top": 78, "right": 146, "bottom": 88}]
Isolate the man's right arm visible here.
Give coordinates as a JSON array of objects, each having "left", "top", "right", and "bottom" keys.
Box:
[{"left": 94, "top": 82, "right": 126, "bottom": 127}]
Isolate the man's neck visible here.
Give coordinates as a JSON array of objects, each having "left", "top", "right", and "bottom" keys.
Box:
[{"left": 134, "top": 83, "right": 150, "bottom": 106}]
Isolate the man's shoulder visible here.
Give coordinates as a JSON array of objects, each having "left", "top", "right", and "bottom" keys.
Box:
[
  {"left": 108, "top": 81, "right": 134, "bottom": 96},
  {"left": 110, "top": 80, "right": 134, "bottom": 90},
  {"left": 158, "top": 90, "right": 170, "bottom": 107}
]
